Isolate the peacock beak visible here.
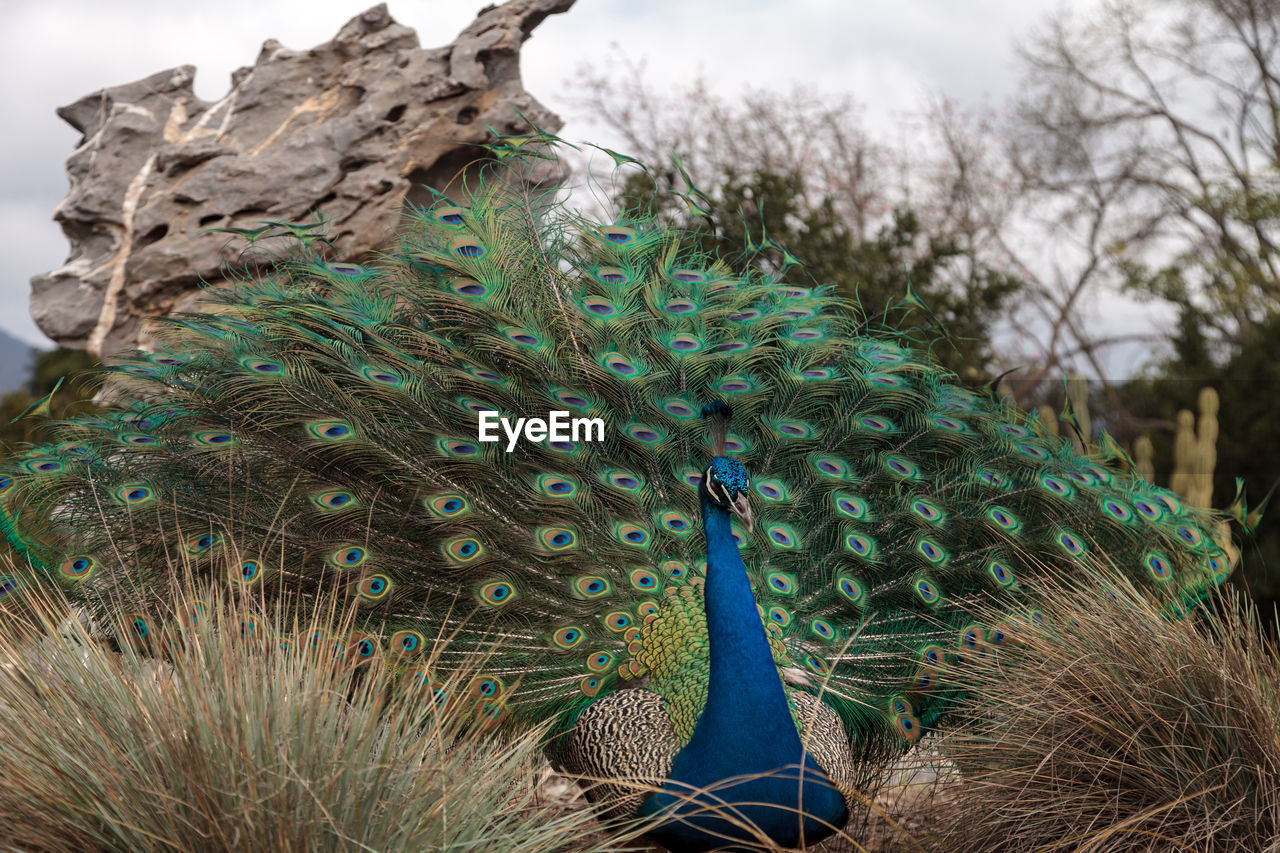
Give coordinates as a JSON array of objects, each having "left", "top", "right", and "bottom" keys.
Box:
[{"left": 729, "top": 492, "right": 754, "bottom": 533}]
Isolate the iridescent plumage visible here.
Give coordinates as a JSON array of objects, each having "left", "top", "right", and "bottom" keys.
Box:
[{"left": 0, "top": 141, "right": 1232, "bottom": 850}]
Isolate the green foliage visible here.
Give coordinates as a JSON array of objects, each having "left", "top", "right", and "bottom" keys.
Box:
[
  {"left": 929, "top": 558, "right": 1280, "bottom": 852},
  {"left": 613, "top": 167, "right": 1021, "bottom": 374},
  {"left": 0, "top": 347, "right": 98, "bottom": 453},
  {"left": 1119, "top": 312, "right": 1280, "bottom": 621}
]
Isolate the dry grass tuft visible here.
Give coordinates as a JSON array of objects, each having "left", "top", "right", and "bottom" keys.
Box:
[
  {"left": 0, "top": 581, "right": 642, "bottom": 853},
  {"left": 924, "top": 560, "right": 1280, "bottom": 852}
]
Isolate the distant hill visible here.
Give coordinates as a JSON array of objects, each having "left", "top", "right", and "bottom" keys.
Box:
[{"left": 0, "top": 330, "right": 35, "bottom": 395}]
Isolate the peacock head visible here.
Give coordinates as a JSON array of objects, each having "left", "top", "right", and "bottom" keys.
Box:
[
  {"left": 699, "top": 400, "right": 753, "bottom": 531},
  {"left": 702, "top": 456, "right": 755, "bottom": 532}
]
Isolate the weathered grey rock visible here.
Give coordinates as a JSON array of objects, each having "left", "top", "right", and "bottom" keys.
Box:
[{"left": 32, "top": 0, "right": 575, "bottom": 357}]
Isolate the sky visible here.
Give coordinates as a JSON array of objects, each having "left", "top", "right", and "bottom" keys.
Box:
[{"left": 0, "top": 0, "right": 1090, "bottom": 356}]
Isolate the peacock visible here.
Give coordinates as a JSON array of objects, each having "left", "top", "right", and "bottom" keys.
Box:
[{"left": 0, "top": 137, "right": 1233, "bottom": 852}]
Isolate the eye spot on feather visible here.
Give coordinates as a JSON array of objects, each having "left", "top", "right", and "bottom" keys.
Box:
[
  {"left": 586, "top": 650, "right": 615, "bottom": 671},
  {"left": 602, "top": 353, "right": 642, "bottom": 377},
  {"left": 628, "top": 425, "right": 662, "bottom": 442},
  {"left": 617, "top": 524, "right": 650, "bottom": 548},
  {"left": 917, "top": 539, "right": 946, "bottom": 564},
  {"left": 1146, "top": 552, "right": 1173, "bottom": 581},
  {"left": 869, "top": 374, "right": 904, "bottom": 387},
  {"left": 833, "top": 495, "right": 868, "bottom": 518},
  {"left": 988, "top": 561, "right": 1015, "bottom": 586},
  {"left": 537, "top": 475, "right": 577, "bottom": 497},
  {"left": 478, "top": 580, "right": 514, "bottom": 606},
  {"left": 866, "top": 347, "right": 905, "bottom": 363},
  {"left": 307, "top": 420, "right": 353, "bottom": 441},
  {"left": 813, "top": 457, "right": 848, "bottom": 478},
  {"left": 789, "top": 329, "right": 822, "bottom": 340},
  {"left": 844, "top": 534, "right": 875, "bottom": 557},
  {"left": 885, "top": 456, "right": 919, "bottom": 478},
  {"left": 1134, "top": 499, "right": 1162, "bottom": 520},
  {"left": 664, "top": 299, "right": 697, "bottom": 314},
  {"left": 766, "top": 572, "right": 797, "bottom": 594},
  {"left": 359, "top": 574, "right": 393, "bottom": 601},
  {"left": 717, "top": 378, "right": 753, "bottom": 394},
  {"left": 660, "top": 511, "right": 692, "bottom": 533},
  {"left": 755, "top": 480, "right": 787, "bottom": 501},
  {"left": 601, "top": 226, "right": 635, "bottom": 244},
  {"left": 446, "top": 539, "right": 481, "bottom": 562},
  {"left": 243, "top": 358, "right": 284, "bottom": 375},
  {"left": 116, "top": 484, "right": 154, "bottom": 505},
  {"left": 1017, "top": 443, "right": 1048, "bottom": 460},
  {"left": 440, "top": 439, "right": 479, "bottom": 456},
  {"left": 450, "top": 279, "right": 488, "bottom": 297},
  {"left": 391, "top": 630, "right": 425, "bottom": 656},
  {"left": 915, "top": 578, "right": 941, "bottom": 603},
  {"left": 187, "top": 533, "right": 220, "bottom": 555},
  {"left": 427, "top": 494, "right": 469, "bottom": 517},
  {"left": 238, "top": 560, "right": 262, "bottom": 583},
  {"left": 776, "top": 422, "right": 811, "bottom": 438},
  {"left": 582, "top": 297, "right": 616, "bottom": 316},
  {"left": 434, "top": 207, "right": 467, "bottom": 226},
  {"left": 804, "top": 654, "right": 829, "bottom": 674},
  {"left": 800, "top": 368, "right": 831, "bottom": 379},
  {"left": 449, "top": 237, "right": 486, "bottom": 259},
  {"left": 1176, "top": 525, "right": 1202, "bottom": 546},
  {"left": 608, "top": 471, "right": 642, "bottom": 491},
  {"left": 629, "top": 569, "right": 660, "bottom": 591},
  {"left": 1103, "top": 499, "right": 1132, "bottom": 521},
  {"left": 1067, "top": 470, "right": 1093, "bottom": 485},
  {"left": 574, "top": 576, "right": 612, "bottom": 598},
  {"left": 59, "top": 555, "right": 96, "bottom": 580},
  {"left": 1040, "top": 475, "right": 1071, "bottom": 497},
  {"left": 580, "top": 676, "right": 603, "bottom": 697},
  {"left": 539, "top": 527, "right": 578, "bottom": 551},
  {"left": 912, "top": 500, "right": 942, "bottom": 522},
  {"left": 122, "top": 435, "right": 157, "bottom": 446},
  {"left": 715, "top": 340, "right": 749, "bottom": 352},
  {"left": 663, "top": 561, "right": 688, "bottom": 579},
  {"left": 1057, "top": 531, "right": 1085, "bottom": 555},
  {"left": 605, "top": 612, "right": 632, "bottom": 632},
  {"left": 667, "top": 334, "right": 701, "bottom": 352},
  {"left": 729, "top": 310, "right": 761, "bottom": 322},
  {"left": 766, "top": 526, "right": 797, "bottom": 549},
  {"left": 987, "top": 507, "right": 1018, "bottom": 530},
  {"left": 195, "top": 432, "right": 235, "bottom": 447},
  {"left": 505, "top": 328, "right": 542, "bottom": 347},
  {"left": 326, "top": 263, "right": 365, "bottom": 276},
  {"left": 662, "top": 399, "right": 697, "bottom": 417},
  {"left": 672, "top": 269, "right": 705, "bottom": 282},
  {"left": 836, "top": 576, "right": 865, "bottom": 604},
  {"left": 552, "top": 626, "right": 584, "bottom": 649},
  {"left": 978, "top": 470, "right": 1007, "bottom": 488},
  {"left": 329, "top": 546, "right": 368, "bottom": 568}
]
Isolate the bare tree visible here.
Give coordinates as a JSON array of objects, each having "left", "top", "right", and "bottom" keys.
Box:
[
  {"left": 567, "top": 55, "right": 891, "bottom": 243},
  {"left": 1010, "top": 0, "right": 1280, "bottom": 356}
]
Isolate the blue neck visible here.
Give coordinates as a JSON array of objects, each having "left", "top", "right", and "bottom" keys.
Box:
[
  {"left": 683, "top": 495, "right": 800, "bottom": 756},
  {"left": 636, "top": 490, "right": 847, "bottom": 851}
]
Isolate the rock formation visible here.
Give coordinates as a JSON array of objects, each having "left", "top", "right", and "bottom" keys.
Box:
[{"left": 32, "top": 0, "right": 575, "bottom": 357}]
